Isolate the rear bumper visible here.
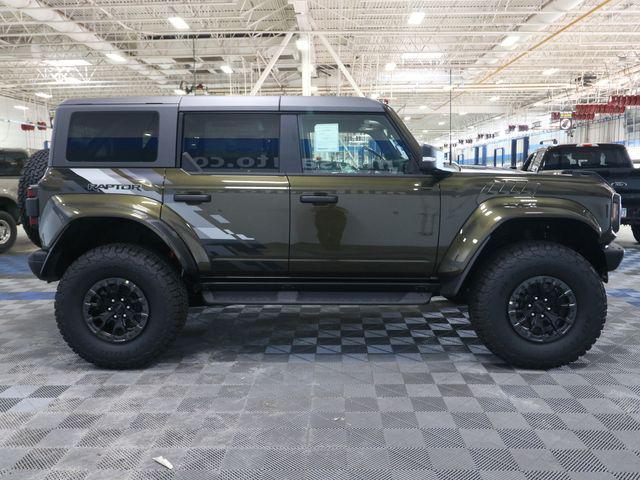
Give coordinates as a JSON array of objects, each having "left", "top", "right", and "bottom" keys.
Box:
[
  {"left": 27, "top": 249, "right": 48, "bottom": 280},
  {"left": 603, "top": 242, "right": 624, "bottom": 272}
]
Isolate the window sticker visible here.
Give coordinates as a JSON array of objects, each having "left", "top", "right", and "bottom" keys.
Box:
[{"left": 313, "top": 123, "right": 340, "bottom": 152}]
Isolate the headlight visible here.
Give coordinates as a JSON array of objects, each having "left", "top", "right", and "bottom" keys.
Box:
[{"left": 611, "top": 193, "right": 621, "bottom": 232}]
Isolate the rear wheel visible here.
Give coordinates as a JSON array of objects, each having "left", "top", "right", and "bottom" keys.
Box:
[
  {"left": 18, "top": 148, "right": 49, "bottom": 247},
  {"left": 632, "top": 224, "right": 640, "bottom": 243},
  {"left": 468, "top": 241, "right": 606, "bottom": 369},
  {"left": 55, "top": 244, "right": 188, "bottom": 368},
  {"left": 0, "top": 212, "right": 17, "bottom": 254}
]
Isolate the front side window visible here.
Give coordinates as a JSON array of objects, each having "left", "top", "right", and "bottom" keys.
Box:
[
  {"left": 67, "top": 111, "right": 159, "bottom": 163},
  {"left": 181, "top": 113, "right": 279, "bottom": 173},
  {"left": 0, "top": 151, "right": 27, "bottom": 176},
  {"left": 298, "top": 113, "right": 412, "bottom": 175}
]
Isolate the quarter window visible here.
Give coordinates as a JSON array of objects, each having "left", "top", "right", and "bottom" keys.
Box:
[
  {"left": 0, "top": 151, "right": 28, "bottom": 176},
  {"left": 67, "top": 111, "right": 159, "bottom": 163},
  {"left": 181, "top": 113, "right": 279, "bottom": 173},
  {"left": 298, "top": 113, "right": 412, "bottom": 175}
]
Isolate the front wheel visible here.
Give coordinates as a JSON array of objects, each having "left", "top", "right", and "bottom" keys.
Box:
[
  {"left": 468, "top": 241, "right": 606, "bottom": 369},
  {"left": 0, "top": 211, "right": 17, "bottom": 253},
  {"left": 632, "top": 224, "right": 640, "bottom": 244},
  {"left": 55, "top": 244, "right": 188, "bottom": 368}
]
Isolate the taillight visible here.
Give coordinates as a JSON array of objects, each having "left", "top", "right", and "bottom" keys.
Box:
[
  {"left": 27, "top": 186, "right": 37, "bottom": 198},
  {"left": 611, "top": 193, "right": 621, "bottom": 232},
  {"left": 25, "top": 185, "right": 39, "bottom": 226}
]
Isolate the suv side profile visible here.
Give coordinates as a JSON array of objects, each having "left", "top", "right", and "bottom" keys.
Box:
[
  {"left": 0, "top": 148, "right": 29, "bottom": 253},
  {"left": 27, "top": 96, "right": 623, "bottom": 369}
]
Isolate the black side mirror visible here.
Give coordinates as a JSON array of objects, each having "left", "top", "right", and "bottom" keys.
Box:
[{"left": 420, "top": 157, "right": 438, "bottom": 171}]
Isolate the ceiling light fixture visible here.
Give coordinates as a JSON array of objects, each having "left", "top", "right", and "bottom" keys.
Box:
[
  {"left": 419, "top": 105, "right": 427, "bottom": 110},
  {"left": 105, "top": 52, "right": 127, "bottom": 63},
  {"left": 168, "top": 16, "right": 190, "bottom": 30},
  {"left": 35, "top": 92, "right": 52, "bottom": 99},
  {"left": 295, "top": 39, "right": 309, "bottom": 51},
  {"left": 500, "top": 35, "right": 520, "bottom": 48},
  {"left": 422, "top": 129, "right": 429, "bottom": 133},
  {"left": 489, "top": 95, "right": 500, "bottom": 102},
  {"left": 174, "top": 88, "right": 187, "bottom": 95},
  {"left": 14, "top": 105, "right": 29, "bottom": 111},
  {"left": 438, "top": 121, "right": 445, "bottom": 125},
  {"left": 384, "top": 62, "right": 396, "bottom": 71},
  {"left": 407, "top": 11, "right": 426, "bottom": 25},
  {"left": 220, "top": 65, "right": 233, "bottom": 74},
  {"left": 44, "top": 59, "right": 91, "bottom": 67},
  {"left": 459, "top": 111, "right": 468, "bottom": 116},
  {"left": 404, "top": 116, "right": 411, "bottom": 121},
  {"left": 370, "top": 93, "right": 380, "bottom": 99},
  {"left": 542, "top": 68, "right": 559, "bottom": 76}
]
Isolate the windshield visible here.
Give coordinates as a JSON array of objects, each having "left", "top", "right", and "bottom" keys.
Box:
[{"left": 541, "top": 146, "right": 632, "bottom": 170}]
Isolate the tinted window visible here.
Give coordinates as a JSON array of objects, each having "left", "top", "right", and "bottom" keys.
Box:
[
  {"left": 67, "top": 111, "right": 159, "bottom": 163},
  {"left": 181, "top": 113, "right": 279, "bottom": 173},
  {"left": 298, "top": 113, "right": 412, "bottom": 175},
  {"left": 0, "top": 151, "right": 28, "bottom": 176},
  {"left": 542, "top": 146, "right": 632, "bottom": 170}
]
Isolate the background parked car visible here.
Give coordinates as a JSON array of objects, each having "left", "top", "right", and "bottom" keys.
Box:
[{"left": 0, "top": 148, "right": 29, "bottom": 253}]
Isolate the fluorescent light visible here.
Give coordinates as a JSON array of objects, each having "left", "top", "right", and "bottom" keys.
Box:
[
  {"left": 407, "top": 11, "right": 426, "bottom": 25},
  {"left": 438, "top": 121, "right": 446, "bottom": 125},
  {"left": 542, "top": 68, "right": 559, "bottom": 76},
  {"left": 404, "top": 116, "right": 411, "bottom": 121},
  {"left": 35, "top": 92, "right": 52, "bottom": 99},
  {"left": 370, "top": 93, "right": 380, "bottom": 99},
  {"left": 422, "top": 129, "right": 429, "bottom": 133},
  {"left": 384, "top": 62, "right": 396, "bottom": 71},
  {"left": 295, "top": 39, "right": 309, "bottom": 51},
  {"left": 105, "top": 52, "right": 126, "bottom": 63},
  {"left": 220, "top": 64, "right": 233, "bottom": 74},
  {"left": 310, "top": 86, "right": 318, "bottom": 93},
  {"left": 60, "top": 76, "right": 82, "bottom": 84},
  {"left": 401, "top": 52, "right": 443, "bottom": 60},
  {"left": 419, "top": 105, "right": 427, "bottom": 110},
  {"left": 500, "top": 35, "right": 520, "bottom": 48},
  {"left": 489, "top": 95, "right": 500, "bottom": 102},
  {"left": 168, "top": 16, "right": 190, "bottom": 30},
  {"left": 174, "top": 88, "right": 187, "bottom": 95},
  {"left": 459, "top": 111, "right": 468, "bottom": 116},
  {"left": 44, "top": 59, "right": 91, "bottom": 67},
  {"left": 14, "top": 105, "right": 28, "bottom": 111}
]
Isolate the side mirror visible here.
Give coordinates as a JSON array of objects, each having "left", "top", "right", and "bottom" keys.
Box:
[{"left": 420, "top": 156, "right": 439, "bottom": 171}]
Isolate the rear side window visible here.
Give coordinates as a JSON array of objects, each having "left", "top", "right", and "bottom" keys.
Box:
[
  {"left": 181, "top": 113, "right": 279, "bottom": 173},
  {"left": 543, "top": 146, "right": 632, "bottom": 170},
  {"left": 67, "top": 111, "right": 159, "bottom": 163},
  {"left": 0, "top": 151, "right": 27, "bottom": 176}
]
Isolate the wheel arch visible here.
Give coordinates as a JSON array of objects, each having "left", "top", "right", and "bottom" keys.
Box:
[
  {"left": 439, "top": 197, "right": 607, "bottom": 297},
  {"left": 0, "top": 196, "right": 19, "bottom": 222},
  {"left": 39, "top": 215, "right": 199, "bottom": 282}
]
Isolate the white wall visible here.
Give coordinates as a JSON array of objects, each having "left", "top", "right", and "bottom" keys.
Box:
[{"left": 0, "top": 95, "right": 51, "bottom": 153}]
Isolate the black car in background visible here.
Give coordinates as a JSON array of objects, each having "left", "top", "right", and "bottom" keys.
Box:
[{"left": 523, "top": 143, "right": 640, "bottom": 242}]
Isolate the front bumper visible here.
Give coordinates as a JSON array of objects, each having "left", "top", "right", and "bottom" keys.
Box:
[{"left": 603, "top": 242, "right": 624, "bottom": 272}]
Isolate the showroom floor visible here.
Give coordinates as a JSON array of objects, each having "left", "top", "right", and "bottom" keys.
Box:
[{"left": 1, "top": 230, "right": 640, "bottom": 480}]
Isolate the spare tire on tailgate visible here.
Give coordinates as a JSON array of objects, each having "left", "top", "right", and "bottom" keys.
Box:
[{"left": 18, "top": 148, "right": 49, "bottom": 247}]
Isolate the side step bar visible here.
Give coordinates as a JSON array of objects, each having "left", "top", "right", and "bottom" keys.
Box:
[{"left": 200, "top": 281, "right": 436, "bottom": 306}]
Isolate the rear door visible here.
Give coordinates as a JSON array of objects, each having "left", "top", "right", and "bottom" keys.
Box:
[
  {"left": 287, "top": 112, "right": 440, "bottom": 277},
  {"left": 163, "top": 112, "right": 290, "bottom": 276}
]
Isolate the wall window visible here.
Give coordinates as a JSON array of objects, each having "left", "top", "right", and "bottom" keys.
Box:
[
  {"left": 67, "top": 111, "right": 159, "bottom": 163},
  {"left": 0, "top": 151, "right": 28, "bottom": 176},
  {"left": 298, "top": 113, "right": 412, "bottom": 175},
  {"left": 182, "top": 113, "right": 279, "bottom": 173}
]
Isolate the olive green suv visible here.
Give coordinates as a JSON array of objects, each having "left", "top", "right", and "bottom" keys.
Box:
[
  {"left": 0, "top": 148, "right": 29, "bottom": 253},
  {"left": 25, "top": 96, "right": 624, "bottom": 369}
]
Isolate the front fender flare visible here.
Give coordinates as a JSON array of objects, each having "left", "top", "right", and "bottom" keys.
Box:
[{"left": 438, "top": 196, "right": 602, "bottom": 296}]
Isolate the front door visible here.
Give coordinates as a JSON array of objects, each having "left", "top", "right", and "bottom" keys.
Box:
[
  {"left": 288, "top": 112, "right": 440, "bottom": 277},
  {"left": 163, "top": 112, "right": 289, "bottom": 276}
]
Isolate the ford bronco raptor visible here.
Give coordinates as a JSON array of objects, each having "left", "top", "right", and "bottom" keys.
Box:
[
  {"left": 25, "top": 96, "right": 624, "bottom": 369},
  {"left": 0, "top": 148, "right": 29, "bottom": 253}
]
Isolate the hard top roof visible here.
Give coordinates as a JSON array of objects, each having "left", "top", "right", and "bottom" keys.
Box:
[{"left": 59, "top": 95, "right": 386, "bottom": 112}]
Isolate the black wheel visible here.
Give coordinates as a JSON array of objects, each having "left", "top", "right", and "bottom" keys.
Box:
[
  {"left": 468, "top": 241, "right": 606, "bottom": 369},
  {"left": 0, "top": 211, "right": 17, "bottom": 254},
  {"left": 55, "top": 244, "right": 188, "bottom": 368},
  {"left": 632, "top": 224, "right": 640, "bottom": 244},
  {"left": 18, "top": 148, "right": 49, "bottom": 247}
]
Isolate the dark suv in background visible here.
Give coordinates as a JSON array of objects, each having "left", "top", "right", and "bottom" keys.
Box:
[
  {"left": 24, "top": 96, "right": 623, "bottom": 369},
  {"left": 0, "top": 148, "right": 29, "bottom": 252}
]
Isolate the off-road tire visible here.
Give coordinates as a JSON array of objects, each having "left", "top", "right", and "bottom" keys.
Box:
[
  {"left": 0, "top": 211, "right": 17, "bottom": 254},
  {"left": 468, "top": 241, "right": 606, "bottom": 369},
  {"left": 632, "top": 224, "right": 640, "bottom": 244},
  {"left": 18, "top": 148, "right": 49, "bottom": 247},
  {"left": 55, "top": 244, "right": 189, "bottom": 368}
]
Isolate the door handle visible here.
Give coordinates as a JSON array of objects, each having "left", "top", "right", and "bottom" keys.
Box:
[
  {"left": 300, "top": 194, "right": 338, "bottom": 205},
  {"left": 173, "top": 193, "right": 211, "bottom": 204}
]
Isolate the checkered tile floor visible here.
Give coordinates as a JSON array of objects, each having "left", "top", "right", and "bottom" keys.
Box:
[{"left": 1, "top": 231, "right": 640, "bottom": 479}]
